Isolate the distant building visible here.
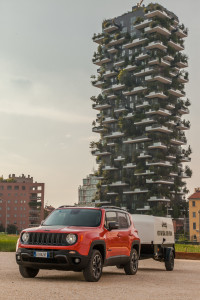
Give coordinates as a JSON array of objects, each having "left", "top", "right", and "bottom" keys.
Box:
[
  {"left": 188, "top": 188, "right": 200, "bottom": 241},
  {"left": 78, "top": 174, "right": 99, "bottom": 206},
  {"left": 0, "top": 174, "right": 44, "bottom": 232}
]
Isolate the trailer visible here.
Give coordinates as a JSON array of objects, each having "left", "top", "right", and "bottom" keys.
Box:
[{"left": 132, "top": 214, "right": 175, "bottom": 271}]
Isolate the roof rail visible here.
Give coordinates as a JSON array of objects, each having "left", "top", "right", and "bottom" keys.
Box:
[
  {"left": 58, "top": 205, "right": 77, "bottom": 208},
  {"left": 100, "top": 206, "right": 127, "bottom": 212}
]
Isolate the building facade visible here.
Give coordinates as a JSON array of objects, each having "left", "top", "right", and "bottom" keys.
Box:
[
  {"left": 188, "top": 188, "right": 200, "bottom": 242},
  {"left": 0, "top": 174, "right": 44, "bottom": 232},
  {"left": 78, "top": 174, "right": 99, "bottom": 206},
  {"left": 91, "top": 3, "right": 191, "bottom": 216}
]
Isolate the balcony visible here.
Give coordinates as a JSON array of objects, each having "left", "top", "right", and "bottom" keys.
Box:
[
  {"left": 168, "top": 88, "right": 185, "bottom": 97},
  {"left": 134, "top": 118, "right": 155, "bottom": 126},
  {"left": 168, "top": 40, "right": 184, "bottom": 51},
  {"left": 107, "top": 142, "right": 115, "bottom": 147},
  {"left": 104, "top": 131, "right": 124, "bottom": 139},
  {"left": 166, "top": 103, "right": 175, "bottom": 110},
  {"left": 176, "top": 61, "right": 188, "bottom": 69},
  {"left": 176, "top": 28, "right": 187, "bottom": 38},
  {"left": 123, "top": 163, "right": 136, "bottom": 169},
  {"left": 148, "top": 196, "right": 170, "bottom": 202},
  {"left": 135, "top": 101, "right": 150, "bottom": 109},
  {"left": 180, "top": 156, "right": 191, "bottom": 163},
  {"left": 124, "top": 188, "right": 149, "bottom": 194},
  {"left": 93, "top": 57, "right": 111, "bottom": 66},
  {"left": 145, "top": 10, "right": 170, "bottom": 19},
  {"left": 124, "top": 65, "right": 137, "bottom": 72},
  {"left": 138, "top": 152, "right": 152, "bottom": 159},
  {"left": 93, "top": 81, "right": 104, "bottom": 88},
  {"left": 146, "top": 91, "right": 168, "bottom": 99},
  {"left": 106, "top": 193, "right": 118, "bottom": 196},
  {"left": 102, "top": 166, "right": 118, "bottom": 171},
  {"left": 148, "top": 58, "right": 171, "bottom": 67},
  {"left": 166, "top": 120, "right": 176, "bottom": 127},
  {"left": 148, "top": 142, "right": 167, "bottom": 149},
  {"left": 93, "top": 34, "right": 104, "bottom": 44},
  {"left": 113, "top": 59, "right": 125, "bottom": 67},
  {"left": 136, "top": 205, "right": 151, "bottom": 212},
  {"left": 107, "top": 94, "right": 117, "bottom": 100},
  {"left": 146, "top": 179, "right": 174, "bottom": 184},
  {"left": 177, "top": 122, "right": 189, "bottom": 130},
  {"left": 106, "top": 37, "right": 125, "bottom": 47},
  {"left": 92, "top": 126, "right": 106, "bottom": 133},
  {"left": 135, "top": 170, "right": 154, "bottom": 176},
  {"left": 104, "top": 24, "right": 119, "bottom": 33},
  {"left": 178, "top": 75, "right": 189, "bottom": 84},
  {"left": 112, "top": 83, "right": 125, "bottom": 91},
  {"left": 114, "top": 156, "right": 125, "bottom": 162},
  {"left": 164, "top": 55, "right": 174, "bottom": 61},
  {"left": 178, "top": 107, "right": 189, "bottom": 114},
  {"left": 135, "top": 53, "right": 150, "bottom": 60},
  {"left": 146, "top": 41, "right": 167, "bottom": 51},
  {"left": 169, "top": 71, "right": 177, "bottom": 77},
  {"left": 92, "top": 150, "right": 111, "bottom": 156},
  {"left": 146, "top": 161, "right": 172, "bottom": 167},
  {"left": 110, "top": 181, "right": 129, "bottom": 187},
  {"left": 134, "top": 67, "right": 155, "bottom": 76},
  {"left": 124, "top": 37, "right": 147, "bottom": 48},
  {"left": 145, "top": 74, "right": 172, "bottom": 84},
  {"left": 93, "top": 103, "right": 111, "bottom": 110},
  {"left": 123, "top": 86, "right": 147, "bottom": 96},
  {"left": 146, "top": 125, "right": 172, "bottom": 133},
  {"left": 145, "top": 108, "right": 171, "bottom": 116},
  {"left": 125, "top": 112, "right": 135, "bottom": 119},
  {"left": 179, "top": 172, "right": 190, "bottom": 179},
  {"left": 166, "top": 155, "right": 176, "bottom": 160},
  {"left": 123, "top": 136, "right": 150, "bottom": 144},
  {"left": 104, "top": 70, "right": 117, "bottom": 78},
  {"left": 102, "top": 117, "right": 117, "bottom": 124},
  {"left": 107, "top": 47, "right": 118, "bottom": 54},
  {"left": 134, "top": 19, "right": 152, "bottom": 30},
  {"left": 114, "top": 106, "right": 128, "bottom": 113},
  {"left": 169, "top": 172, "right": 178, "bottom": 177},
  {"left": 170, "top": 138, "right": 186, "bottom": 145},
  {"left": 144, "top": 26, "right": 170, "bottom": 36}
]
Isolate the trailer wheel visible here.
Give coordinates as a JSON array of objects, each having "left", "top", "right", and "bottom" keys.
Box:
[{"left": 165, "top": 251, "right": 174, "bottom": 271}]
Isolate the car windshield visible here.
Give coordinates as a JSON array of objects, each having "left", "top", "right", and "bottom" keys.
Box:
[{"left": 43, "top": 208, "right": 102, "bottom": 227}]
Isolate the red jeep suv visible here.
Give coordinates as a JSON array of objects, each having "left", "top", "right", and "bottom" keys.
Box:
[{"left": 16, "top": 206, "right": 140, "bottom": 282}]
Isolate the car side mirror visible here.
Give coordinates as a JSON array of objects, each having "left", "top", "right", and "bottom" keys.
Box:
[{"left": 108, "top": 221, "right": 119, "bottom": 231}]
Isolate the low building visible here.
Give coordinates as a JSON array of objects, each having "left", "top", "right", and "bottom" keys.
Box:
[
  {"left": 188, "top": 188, "right": 200, "bottom": 241},
  {"left": 78, "top": 174, "right": 99, "bottom": 206},
  {"left": 0, "top": 174, "right": 44, "bottom": 232}
]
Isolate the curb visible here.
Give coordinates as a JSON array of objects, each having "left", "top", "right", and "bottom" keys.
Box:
[{"left": 176, "top": 252, "right": 200, "bottom": 260}]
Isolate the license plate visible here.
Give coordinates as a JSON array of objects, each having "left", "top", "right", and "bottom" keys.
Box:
[{"left": 34, "top": 251, "right": 50, "bottom": 258}]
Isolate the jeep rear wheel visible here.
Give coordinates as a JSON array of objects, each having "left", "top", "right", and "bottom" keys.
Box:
[
  {"left": 19, "top": 266, "right": 39, "bottom": 278},
  {"left": 124, "top": 248, "right": 138, "bottom": 275},
  {"left": 83, "top": 250, "right": 103, "bottom": 282}
]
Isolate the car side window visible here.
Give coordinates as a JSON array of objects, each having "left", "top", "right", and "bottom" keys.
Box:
[
  {"left": 105, "top": 211, "right": 117, "bottom": 229},
  {"left": 118, "top": 212, "right": 129, "bottom": 229}
]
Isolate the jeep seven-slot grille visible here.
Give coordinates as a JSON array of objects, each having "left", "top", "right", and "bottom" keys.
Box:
[{"left": 27, "top": 232, "right": 66, "bottom": 246}]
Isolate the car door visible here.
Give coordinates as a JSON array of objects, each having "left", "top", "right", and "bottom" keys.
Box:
[
  {"left": 117, "top": 212, "right": 131, "bottom": 257},
  {"left": 104, "top": 211, "right": 122, "bottom": 258}
]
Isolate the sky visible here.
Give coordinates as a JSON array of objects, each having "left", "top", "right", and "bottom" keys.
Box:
[{"left": 0, "top": 0, "right": 199, "bottom": 208}]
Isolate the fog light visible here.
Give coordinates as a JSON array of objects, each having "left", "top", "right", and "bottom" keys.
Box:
[
  {"left": 16, "top": 255, "right": 21, "bottom": 261},
  {"left": 74, "top": 258, "right": 80, "bottom": 264}
]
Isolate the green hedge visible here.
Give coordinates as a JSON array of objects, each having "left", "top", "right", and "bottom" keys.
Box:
[{"left": 0, "top": 234, "right": 19, "bottom": 252}]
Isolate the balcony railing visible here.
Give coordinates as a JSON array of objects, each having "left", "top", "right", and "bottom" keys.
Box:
[
  {"left": 93, "top": 103, "right": 111, "bottom": 110},
  {"left": 144, "top": 25, "right": 170, "bottom": 36},
  {"left": 123, "top": 136, "right": 151, "bottom": 144},
  {"left": 146, "top": 91, "right": 168, "bottom": 99},
  {"left": 168, "top": 88, "right": 185, "bottom": 97},
  {"left": 104, "top": 131, "right": 124, "bottom": 139},
  {"left": 123, "top": 163, "right": 136, "bottom": 169},
  {"left": 134, "top": 19, "right": 152, "bottom": 30},
  {"left": 145, "top": 125, "right": 173, "bottom": 133},
  {"left": 148, "top": 142, "right": 167, "bottom": 149},
  {"left": 148, "top": 58, "right": 171, "bottom": 67},
  {"left": 124, "top": 37, "right": 147, "bottom": 49},
  {"left": 168, "top": 40, "right": 184, "bottom": 51},
  {"left": 134, "top": 118, "right": 155, "bottom": 126},
  {"left": 145, "top": 108, "right": 171, "bottom": 116},
  {"left": 148, "top": 196, "right": 170, "bottom": 202},
  {"left": 146, "top": 41, "right": 167, "bottom": 51},
  {"left": 145, "top": 9, "right": 170, "bottom": 19},
  {"left": 104, "top": 24, "right": 119, "bottom": 33},
  {"left": 145, "top": 74, "right": 172, "bottom": 84},
  {"left": 146, "top": 160, "right": 172, "bottom": 167},
  {"left": 123, "top": 86, "right": 147, "bottom": 96}
]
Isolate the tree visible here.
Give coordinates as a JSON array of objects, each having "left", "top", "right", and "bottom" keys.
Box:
[
  {"left": 0, "top": 224, "right": 5, "bottom": 232},
  {"left": 7, "top": 224, "right": 18, "bottom": 234}
]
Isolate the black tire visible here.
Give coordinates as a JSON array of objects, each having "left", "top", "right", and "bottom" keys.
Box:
[
  {"left": 19, "top": 266, "right": 39, "bottom": 278},
  {"left": 83, "top": 250, "right": 103, "bottom": 282},
  {"left": 124, "top": 248, "right": 138, "bottom": 275},
  {"left": 165, "top": 251, "right": 174, "bottom": 271}
]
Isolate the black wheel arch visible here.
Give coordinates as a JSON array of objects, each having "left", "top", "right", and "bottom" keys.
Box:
[
  {"left": 131, "top": 240, "right": 141, "bottom": 257},
  {"left": 88, "top": 240, "right": 106, "bottom": 263}
]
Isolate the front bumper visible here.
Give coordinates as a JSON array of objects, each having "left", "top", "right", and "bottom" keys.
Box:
[{"left": 16, "top": 248, "right": 89, "bottom": 271}]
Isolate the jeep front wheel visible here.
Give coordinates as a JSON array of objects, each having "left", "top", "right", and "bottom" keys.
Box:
[
  {"left": 124, "top": 248, "right": 138, "bottom": 275},
  {"left": 83, "top": 250, "right": 103, "bottom": 282},
  {"left": 19, "top": 266, "right": 39, "bottom": 278}
]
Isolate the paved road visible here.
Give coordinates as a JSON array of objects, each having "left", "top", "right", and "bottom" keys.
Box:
[{"left": 0, "top": 253, "right": 200, "bottom": 300}]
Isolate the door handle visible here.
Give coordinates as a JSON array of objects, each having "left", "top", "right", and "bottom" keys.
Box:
[{"left": 117, "top": 233, "right": 122, "bottom": 237}]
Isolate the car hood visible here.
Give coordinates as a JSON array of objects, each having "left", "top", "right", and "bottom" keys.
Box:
[{"left": 24, "top": 225, "right": 96, "bottom": 233}]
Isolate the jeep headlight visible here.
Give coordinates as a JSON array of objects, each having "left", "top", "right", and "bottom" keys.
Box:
[
  {"left": 66, "top": 234, "right": 77, "bottom": 245},
  {"left": 21, "top": 232, "right": 29, "bottom": 243}
]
